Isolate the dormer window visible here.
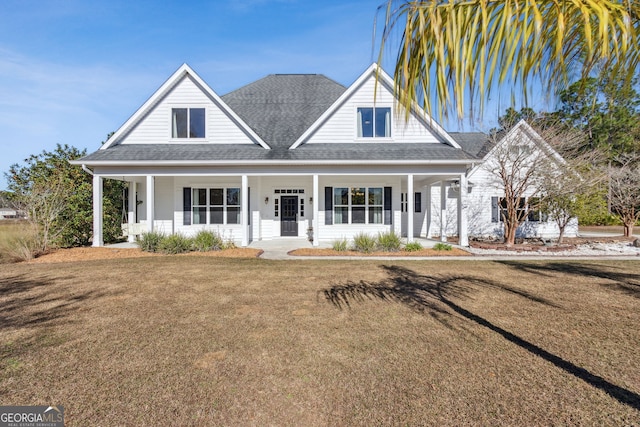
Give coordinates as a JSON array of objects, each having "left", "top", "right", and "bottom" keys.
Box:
[
  {"left": 172, "top": 108, "right": 205, "bottom": 138},
  {"left": 357, "top": 107, "right": 391, "bottom": 138}
]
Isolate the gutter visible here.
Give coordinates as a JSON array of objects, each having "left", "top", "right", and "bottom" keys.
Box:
[{"left": 81, "top": 164, "right": 94, "bottom": 175}]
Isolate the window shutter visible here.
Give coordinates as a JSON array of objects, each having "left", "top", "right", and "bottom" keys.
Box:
[
  {"left": 325, "top": 187, "right": 333, "bottom": 225},
  {"left": 183, "top": 187, "right": 191, "bottom": 225},
  {"left": 491, "top": 197, "right": 498, "bottom": 223},
  {"left": 414, "top": 192, "right": 422, "bottom": 213},
  {"left": 384, "top": 187, "right": 392, "bottom": 225}
]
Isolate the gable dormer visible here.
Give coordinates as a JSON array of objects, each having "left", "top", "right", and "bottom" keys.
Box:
[
  {"left": 289, "top": 64, "right": 461, "bottom": 149},
  {"left": 101, "top": 64, "right": 269, "bottom": 150}
]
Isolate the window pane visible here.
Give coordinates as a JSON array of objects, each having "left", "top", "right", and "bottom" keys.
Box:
[
  {"left": 227, "top": 188, "right": 240, "bottom": 206},
  {"left": 189, "top": 108, "right": 205, "bottom": 138},
  {"left": 172, "top": 108, "right": 188, "bottom": 138},
  {"left": 193, "top": 188, "right": 207, "bottom": 205},
  {"left": 369, "top": 206, "right": 383, "bottom": 224},
  {"left": 334, "top": 188, "right": 348, "bottom": 206},
  {"left": 334, "top": 207, "right": 348, "bottom": 224},
  {"left": 192, "top": 207, "right": 206, "bottom": 224},
  {"left": 352, "top": 207, "right": 365, "bottom": 224},
  {"left": 210, "top": 207, "right": 223, "bottom": 224},
  {"left": 357, "top": 108, "right": 373, "bottom": 137},
  {"left": 368, "top": 188, "right": 383, "bottom": 205},
  {"left": 227, "top": 207, "right": 240, "bottom": 224},
  {"left": 210, "top": 189, "right": 223, "bottom": 205},
  {"left": 375, "top": 107, "right": 391, "bottom": 137},
  {"left": 351, "top": 188, "right": 365, "bottom": 205}
]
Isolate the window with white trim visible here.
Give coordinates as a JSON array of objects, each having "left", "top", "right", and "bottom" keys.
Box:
[
  {"left": 491, "top": 196, "right": 546, "bottom": 223},
  {"left": 192, "top": 187, "right": 240, "bottom": 225},
  {"left": 172, "top": 108, "right": 205, "bottom": 138},
  {"left": 357, "top": 107, "right": 391, "bottom": 138},
  {"left": 333, "top": 187, "right": 383, "bottom": 224}
]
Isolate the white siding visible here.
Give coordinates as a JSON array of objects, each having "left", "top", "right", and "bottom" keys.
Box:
[
  {"left": 120, "top": 75, "right": 255, "bottom": 145},
  {"left": 304, "top": 75, "right": 443, "bottom": 145}
]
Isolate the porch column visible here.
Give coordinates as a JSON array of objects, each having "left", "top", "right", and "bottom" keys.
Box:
[
  {"left": 241, "top": 174, "right": 248, "bottom": 247},
  {"left": 440, "top": 181, "right": 447, "bottom": 242},
  {"left": 312, "top": 174, "right": 319, "bottom": 246},
  {"left": 407, "top": 174, "right": 414, "bottom": 242},
  {"left": 92, "top": 174, "right": 103, "bottom": 247},
  {"left": 146, "top": 175, "right": 154, "bottom": 233},
  {"left": 127, "top": 180, "right": 137, "bottom": 243},
  {"left": 458, "top": 174, "right": 469, "bottom": 247},
  {"left": 425, "top": 185, "right": 433, "bottom": 238}
]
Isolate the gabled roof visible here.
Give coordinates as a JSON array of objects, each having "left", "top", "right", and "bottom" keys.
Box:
[
  {"left": 101, "top": 63, "right": 270, "bottom": 150},
  {"left": 288, "top": 63, "right": 462, "bottom": 150},
  {"left": 222, "top": 74, "right": 346, "bottom": 149},
  {"left": 483, "top": 120, "right": 565, "bottom": 164}
]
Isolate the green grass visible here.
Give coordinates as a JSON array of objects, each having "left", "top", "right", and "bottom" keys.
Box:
[{"left": 1, "top": 258, "right": 639, "bottom": 425}]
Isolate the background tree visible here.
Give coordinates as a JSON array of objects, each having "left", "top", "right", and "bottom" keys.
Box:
[
  {"left": 609, "top": 155, "right": 640, "bottom": 237},
  {"left": 379, "top": 0, "right": 639, "bottom": 120},
  {"left": 5, "top": 142, "right": 124, "bottom": 253},
  {"left": 536, "top": 126, "right": 606, "bottom": 243}
]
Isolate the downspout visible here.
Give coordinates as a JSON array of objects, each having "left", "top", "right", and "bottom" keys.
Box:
[{"left": 81, "top": 164, "right": 94, "bottom": 175}]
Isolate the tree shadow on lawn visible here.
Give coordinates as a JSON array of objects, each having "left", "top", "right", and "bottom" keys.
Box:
[
  {"left": 322, "top": 265, "right": 640, "bottom": 412},
  {"left": 498, "top": 261, "right": 640, "bottom": 298},
  {"left": 0, "top": 274, "right": 110, "bottom": 331}
]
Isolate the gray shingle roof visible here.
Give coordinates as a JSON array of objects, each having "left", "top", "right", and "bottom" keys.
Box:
[
  {"left": 449, "top": 132, "right": 493, "bottom": 159},
  {"left": 221, "top": 74, "right": 346, "bottom": 149},
  {"left": 79, "top": 71, "right": 492, "bottom": 165},
  {"left": 80, "top": 143, "right": 477, "bottom": 163}
]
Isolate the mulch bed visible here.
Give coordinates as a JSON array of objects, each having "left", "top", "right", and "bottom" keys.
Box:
[
  {"left": 26, "top": 247, "right": 262, "bottom": 263},
  {"left": 289, "top": 248, "right": 471, "bottom": 257}
]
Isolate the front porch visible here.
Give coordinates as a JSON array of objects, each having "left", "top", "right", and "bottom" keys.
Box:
[{"left": 90, "top": 169, "right": 471, "bottom": 248}]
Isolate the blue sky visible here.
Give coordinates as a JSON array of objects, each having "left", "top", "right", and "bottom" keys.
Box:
[{"left": 0, "top": 0, "right": 554, "bottom": 190}]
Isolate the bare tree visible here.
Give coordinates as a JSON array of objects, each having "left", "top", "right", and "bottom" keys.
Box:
[
  {"left": 537, "top": 127, "right": 607, "bottom": 244},
  {"left": 609, "top": 155, "right": 640, "bottom": 237},
  {"left": 485, "top": 123, "right": 553, "bottom": 245},
  {"left": 12, "top": 176, "right": 68, "bottom": 254}
]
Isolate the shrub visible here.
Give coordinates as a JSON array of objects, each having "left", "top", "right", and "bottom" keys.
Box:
[
  {"left": 158, "top": 233, "right": 193, "bottom": 254},
  {"left": 352, "top": 232, "right": 376, "bottom": 253},
  {"left": 192, "top": 230, "right": 223, "bottom": 252},
  {"left": 433, "top": 242, "right": 453, "bottom": 251},
  {"left": 0, "top": 230, "right": 41, "bottom": 262},
  {"left": 138, "top": 231, "right": 164, "bottom": 253},
  {"left": 332, "top": 238, "right": 348, "bottom": 251},
  {"left": 403, "top": 241, "right": 424, "bottom": 252},
  {"left": 377, "top": 231, "right": 402, "bottom": 252}
]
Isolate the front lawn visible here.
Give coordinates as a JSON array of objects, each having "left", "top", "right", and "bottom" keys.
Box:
[{"left": 1, "top": 258, "right": 639, "bottom": 425}]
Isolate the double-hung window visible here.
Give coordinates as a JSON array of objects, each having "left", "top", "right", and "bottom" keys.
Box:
[
  {"left": 334, "top": 187, "right": 383, "bottom": 224},
  {"left": 172, "top": 108, "right": 205, "bottom": 138},
  {"left": 192, "top": 188, "right": 240, "bottom": 225},
  {"left": 357, "top": 107, "right": 391, "bottom": 138}
]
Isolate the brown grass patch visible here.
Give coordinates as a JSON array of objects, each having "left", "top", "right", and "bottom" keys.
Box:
[
  {"left": 289, "top": 247, "right": 471, "bottom": 257},
  {"left": 1, "top": 258, "right": 639, "bottom": 425}
]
